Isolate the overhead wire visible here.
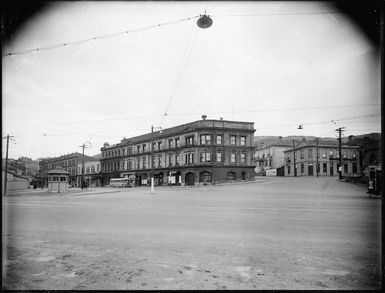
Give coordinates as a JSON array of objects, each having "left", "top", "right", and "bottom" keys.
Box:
[
  {"left": 160, "top": 22, "right": 200, "bottom": 127},
  {"left": 12, "top": 103, "right": 380, "bottom": 127},
  {"left": 2, "top": 15, "right": 200, "bottom": 57},
  {"left": 2, "top": 10, "right": 346, "bottom": 57}
]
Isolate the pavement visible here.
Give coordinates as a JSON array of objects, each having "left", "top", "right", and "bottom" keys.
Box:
[{"left": 2, "top": 177, "right": 382, "bottom": 290}]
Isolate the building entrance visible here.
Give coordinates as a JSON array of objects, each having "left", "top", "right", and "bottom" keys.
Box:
[
  {"left": 185, "top": 172, "right": 195, "bottom": 186},
  {"left": 330, "top": 164, "right": 334, "bottom": 176},
  {"left": 308, "top": 165, "right": 314, "bottom": 176}
]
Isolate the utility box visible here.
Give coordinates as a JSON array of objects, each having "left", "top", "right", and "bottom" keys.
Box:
[{"left": 47, "top": 168, "right": 69, "bottom": 193}]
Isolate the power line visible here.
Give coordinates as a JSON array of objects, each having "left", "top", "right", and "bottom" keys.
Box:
[
  {"left": 211, "top": 11, "right": 345, "bottom": 17},
  {"left": 2, "top": 15, "right": 200, "bottom": 57},
  {"left": 2, "top": 10, "right": 347, "bottom": 57},
  {"left": 12, "top": 103, "right": 380, "bottom": 127},
  {"left": 161, "top": 23, "right": 200, "bottom": 126}
]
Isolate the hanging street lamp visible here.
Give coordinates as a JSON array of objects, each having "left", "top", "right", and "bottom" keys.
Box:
[{"left": 197, "top": 15, "right": 213, "bottom": 29}]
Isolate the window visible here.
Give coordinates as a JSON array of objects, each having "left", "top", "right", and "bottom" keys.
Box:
[
  {"left": 142, "top": 157, "right": 146, "bottom": 168},
  {"left": 185, "top": 136, "right": 194, "bottom": 146},
  {"left": 91, "top": 165, "right": 95, "bottom": 173},
  {"left": 352, "top": 150, "right": 357, "bottom": 159},
  {"left": 216, "top": 152, "right": 222, "bottom": 162},
  {"left": 230, "top": 135, "right": 236, "bottom": 145},
  {"left": 175, "top": 138, "right": 180, "bottom": 147},
  {"left": 329, "top": 150, "right": 334, "bottom": 158},
  {"left": 300, "top": 150, "right": 304, "bottom": 159},
  {"left": 343, "top": 151, "right": 347, "bottom": 159},
  {"left": 240, "top": 136, "right": 246, "bottom": 146},
  {"left": 53, "top": 176, "right": 59, "bottom": 181},
  {"left": 287, "top": 165, "right": 291, "bottom": 174},
  {"left": 153, "top": 143, "right": 156, "bottom": 151},
  {"left": 142, "top": 144, "right": 146, "bottom": 153},
  {"left": 199, "top": 171, "right": 212, "bottom": 182},
  {"left": 200, "top": 134, "right": 211, "bottom": 145},
  {"left": 157, "top": 141, "right": 162, "bottom": 150},
  {"left": 200, "top": 152, "right": 211, "bottom": 162},
  {"left": 240, "top": 153, "right": 246, "bottom": 163},
  {"left": 353, "top": 163, "right": 357, "bottom": 173},
  {"left": 168, "top": 139, "right": 173, "bottom": 148},
  {"left": 301, "top": 164, "right": 304, "bottom": 174},
  {"left": 287, "top": 154, "right": 291, "bottom": 162},
  {"left": 60, "top": 177, "right": 66, "bottom": 182},
  {"left": 231, "top": 152, "right": 236, "bottom": 163},
  {"left": 168, "top": 155, "right": 172, "bottom": 166},
  {"left": 128, "top": 160, "right": 132, "bottom": 170},
  {"left": 323, "top": 163, "right": 327, "bottom": 173},
  {"left": 137, "top": 146, "right": 140, "bottom": 154},
  {"left": 227, "top": 171, "right": 236, "bottom": 180},
  {"left": 322, "top": 150, "right": 327, "bottom": 158},
  {"left": 97, "top": 164, "right": 100, "bottom": 172},
  {"left": 344, "top": 164, "right": 348, "bottom": 173},
  {"left": 157, "top": 157, "right": 161, "bottom": 168},
  {"left": 175, "top": 155, "right": 179, "bottom": 165},
  {"left": 308, "top": 149, "right": 313, "bottom": 158},
  {"left": 185, "top": 153, "right": 194, "bottom": 164},
  {"left": 216, "top": 135, "right": 223, "bottom": 145}
]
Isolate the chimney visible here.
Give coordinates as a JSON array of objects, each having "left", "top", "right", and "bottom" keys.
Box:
[
  {"left": 103, "top": 142, "right": 110, "bottom": 148},
  {"left": 202, "top": 115, "right": 207, "bottom": 120}
]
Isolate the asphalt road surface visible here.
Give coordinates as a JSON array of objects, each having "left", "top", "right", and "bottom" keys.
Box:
[{"left": 2, "top": 177, "right": 381, "bottom": 290}]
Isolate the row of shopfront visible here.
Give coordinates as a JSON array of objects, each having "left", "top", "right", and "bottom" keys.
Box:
[{"left": 101, "top": 166, "right": 254, "bottom": 187}]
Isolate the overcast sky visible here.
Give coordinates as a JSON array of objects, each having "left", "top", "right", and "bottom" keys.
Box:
[{"left": 2, "top": 1, "right": 381, "bottom": 160}]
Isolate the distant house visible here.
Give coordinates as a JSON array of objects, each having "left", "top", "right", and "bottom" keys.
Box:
[
  {"left": 2, "top": 171, "right": 30, "bottom": 192},
  {"left": 254, "top": 144, "right": 291, "bottom": 174}
]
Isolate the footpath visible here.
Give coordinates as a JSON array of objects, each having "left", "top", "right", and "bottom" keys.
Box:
[{"left": 5, "top": 179, "right": 268, "bottom": 197}]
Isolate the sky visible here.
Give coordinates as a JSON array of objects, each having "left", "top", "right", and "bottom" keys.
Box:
[{"left": 2, "top": 1, "right": 381, "bottom": 160}]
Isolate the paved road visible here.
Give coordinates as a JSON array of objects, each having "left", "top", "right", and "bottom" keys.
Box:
[{"left": 2, "top": 177, "right": 381, "bottom": 290}]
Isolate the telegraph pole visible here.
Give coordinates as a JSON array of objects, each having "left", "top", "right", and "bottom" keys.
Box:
[
  {"left": 151, "top": 125, "right": 154, "bottom": 193},
  {"left": 316, "top": 138, "right": 319, "bottom": 177},
  {"left": 2, "top": 134, "right": 15, "bottom": 197},
  {"left": 292, "top": 139, "right": 296, "bottom": 177},
  {"left": 79, "top": 141, "right": 92, "bottom": 189},
  {"left": 336, "top": 127, "right": 345, "bottom": 180}
]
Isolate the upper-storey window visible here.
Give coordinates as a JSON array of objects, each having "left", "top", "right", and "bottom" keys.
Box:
[
  {"left": 175, "top": 137, "right": 180, "bottom": 147},
  {"left": 240, "top": 136, "right": 246, "bottom": 146},
  {"left": 308, "top": 149, "right": 313, "bottom": 158},
  {"left": 200, "top": 134, "right": 211, "bottom": 145},
  {"left": 142, "top": 144, "right": 146, "bottom": 153},
  {"left": 216, "top": 135, "right": 223, "bottom": 145},
  {"left": 230, "top": 135, "right": 236, "bottom": 146},
  {"left": 300, "top": 150, "right": 304, "bottom": 159},
  {"left": 240, "top": 153, "right": 246, "bottom": 163},
  {"left": 185, "top": 136, "right": 194, "bottom": 146},
  {"left": 352, "top": 150, "right": 357, "bottom": 158},
  {"left": 168, "top": 139, "right": 173, "bottom": 148},
  {"left": 158, "top": 141, "right": 162, "bottom": 150},
  {"left": 200, "top": 152, "right": 211, "bottom": 162},
  {"left": 137, "top": 145, "right": 140, "bottom": 154}
]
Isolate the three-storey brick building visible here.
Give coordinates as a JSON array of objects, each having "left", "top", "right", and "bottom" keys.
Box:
[{"left": 100, "top": 119, "right": 256, "bottom": 186}]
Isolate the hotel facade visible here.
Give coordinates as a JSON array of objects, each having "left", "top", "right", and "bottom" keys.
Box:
[{"left": 100, "top": 119, "right": 256, "bottom": 186}]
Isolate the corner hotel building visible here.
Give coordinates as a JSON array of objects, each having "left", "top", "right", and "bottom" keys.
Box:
[{"left": 100, "top": 119, "right": 256, "bottom": 186}]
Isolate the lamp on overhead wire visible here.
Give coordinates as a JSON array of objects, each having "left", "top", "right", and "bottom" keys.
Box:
[{"left": 197, "top": 15, "right": 213, "bottom": 28}]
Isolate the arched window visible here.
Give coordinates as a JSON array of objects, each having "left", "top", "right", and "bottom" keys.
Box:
[
  {"left": 227, "top": 171, "right": 236, "bottom": 180},
  {"left": 199, "top": 171, "right": 212, "bottom": 182}
]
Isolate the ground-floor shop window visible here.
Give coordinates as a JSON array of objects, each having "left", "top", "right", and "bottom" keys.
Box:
[
  {"left": 199, "top": 171, "right": 212, "bottom": 182},
  {"left": 227, "top": 171, "right": 236, "bottom": 180}
]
